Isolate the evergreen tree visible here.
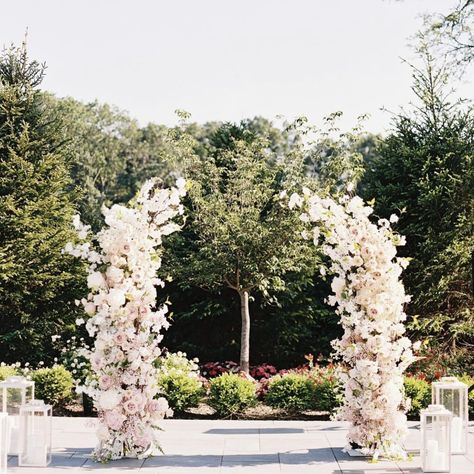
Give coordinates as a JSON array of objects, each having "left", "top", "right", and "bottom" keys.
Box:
[
  {"left": 0, "top": 44, "right": 85, "bottom": 363},
  {"left": 359, "top": 51, "right": 474, "bottom": 367}
]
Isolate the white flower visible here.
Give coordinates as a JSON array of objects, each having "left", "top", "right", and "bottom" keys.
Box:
[
  {"left": 99, "top": 390, "right": 122, "bottom": 410},
  {"left": 389, "top": 214, "right": 399, "bottom": 223},
  {"left": 84, "top": 302, "right": 96, "bottom": 316},
  {"left": 107, "top": 288, "right": 126, "bottom": 308},
  {"left": 96, "top": 425, "right": 110, "bottom": 441},
  {"left": 76, "top": 318, "right": 85, "bottom": 326},
  {"left": 288, "top": 193, "right": 303, "bottom": 210},
  {"left": 175, "top": 177, "right": 186, "bottom": 191},
  {"left": 87, "top": 271, "right": 106, "bottom": 289}
]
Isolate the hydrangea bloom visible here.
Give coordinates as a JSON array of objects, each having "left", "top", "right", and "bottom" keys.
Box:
[
  {"left": 66, "top": 178, "right": 186, "bottom": 461},
  {"left": 294, "top": 191, "right": 416, "bottom": 459}
]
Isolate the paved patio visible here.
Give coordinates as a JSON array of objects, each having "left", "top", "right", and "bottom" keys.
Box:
[{"left": 7, "top": 418, "right": 474, "bottom": 473}]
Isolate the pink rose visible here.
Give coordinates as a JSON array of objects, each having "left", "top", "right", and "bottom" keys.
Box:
[
  {"left": 135, "top": 431, "right": 152, "bottom": 449},
  {"left": 122, "top": 244, "right": 131, "bottom": 255},
  {"left": 123, "top": 399, "right": 139, "bottom": 414},
  {"left": 104, "top": 410, "right": 126, "bottom": 431},
  {"left": 114, "top": 331, "right": 127, "bottom": 346},
  {"left": 99, "top": 375, "right": 114, "bottom": 390}
]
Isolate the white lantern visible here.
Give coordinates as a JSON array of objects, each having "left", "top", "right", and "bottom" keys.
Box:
[
  {"left": 18, "top": 400, "right": 52, "bottom": 467},
  {"left": 0, "top": 376, "right": 34, "bottom": 455},
  {"left": 432, "top": 376, "right": 468, "bottom": 454},
  {"left": 421, "top": 404, "right": 452, "bottom": 473},
  {"left": 0, "top": 413, "right": 11, "bottom": 474}
]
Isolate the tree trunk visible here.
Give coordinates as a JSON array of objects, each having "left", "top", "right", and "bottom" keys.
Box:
[{"left": 239, "top": 290, "right": 250, "bottom": 374}]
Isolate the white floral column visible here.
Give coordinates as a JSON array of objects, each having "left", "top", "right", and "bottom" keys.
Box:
[
  {"left": 291, "top": 191, "right": 418, "bottom": 459},
  {"left": 66, "top": 178, "right": 186, "bottom": 461}
]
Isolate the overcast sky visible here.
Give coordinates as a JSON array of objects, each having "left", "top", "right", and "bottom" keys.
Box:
[{"left": 2, "top": 0, "right": 471, "bottom": 133}]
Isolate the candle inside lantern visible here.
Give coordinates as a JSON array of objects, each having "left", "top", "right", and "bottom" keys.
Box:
[
  {"left": 25, "top": 435, "right": 46, "bottom": 465},
  {"left": 451, "top": 416, "right": 462, "bottom": 452},
  {"left": 425, "top": 439, "right": 448, "bottom": 471},
  {"left": 9, "top": 424, "right": 18, "bottom": 454},
  {"left": 425, "top": 439, "right": 439, "bottom": 471}
]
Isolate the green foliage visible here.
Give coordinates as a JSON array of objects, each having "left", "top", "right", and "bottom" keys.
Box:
[
  {"left": 0, "top": 44, "right": 86, "bottom": 364},
  {"left": 31, "top": 366, "right": 74, "bottom": 406},
  {"left": 157, "top": 373, "right": 204, "bottom": 413},
  {"left": 359, "top": 51, "right": 474, "bottom": 363},
  {"left": 156, "top": 351, "right": 200, "bottom": 374},
  {"left": 165, "top": 120, "right": 322, "bottom": 370},
  {"left": 45, "top": 95, "right": 179, "bottom": 230},
  {"left": 156, "top": 352, "right": 204, "bottom": 413},
  {"left": 422, "top": 0, "right": 474, "bottom": 70},
  {"left": 208, "top": 373, "right": 256, "bottom": 417},
  {"left": 310, "top": 367, "right": 343, "bottom": 412},
  {"left": 0, "top": 364, "right": 18, "bottom": 381},
  {"left": 458, "top": 374, "right": 474, "bottom": 416},
  {"left": 265, "top": 373, "right": 315, "bottom": 412},
  {"left": 404, "top": 376, "right": 431, "bottom": 418}
]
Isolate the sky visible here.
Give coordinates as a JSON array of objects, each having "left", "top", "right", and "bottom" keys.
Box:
[{"left": 1, "top": 0, "right": 471, "bottom": 133}]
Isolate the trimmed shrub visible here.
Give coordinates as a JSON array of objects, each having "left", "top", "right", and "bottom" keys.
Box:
[
  {"left": 266, "top": 373, "right": 315, "bottom": 412},
  {"left": 156, "top": 352, "right": 204, "bottom": 413},
  {"left": 31, "top": 366, "right": 74, "bottom": 406},
  {"left": 157, "top": 373, "right": 204, "bottom": 413},
  {"left": 208, "top": 373, "right": 256, "bottom": 417},
  {"left": 404, "top": 376, "right": 431, "bottom": 417},
  {"left": 312, "top": 378, "right": 341, "bottom": 412},
  {"left": 0, "top": 364, "right": 18, "bottom": 381}
]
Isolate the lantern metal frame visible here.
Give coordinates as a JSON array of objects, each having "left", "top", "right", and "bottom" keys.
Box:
[
  {"left": 0, "top": 413, "right": 10, "bottom": 474},
  {"left": 420, "top": 404, "right": 452, "bottom": 473},
  {"left": 432, "top": 376, "right": 468, "bottom": 455}
]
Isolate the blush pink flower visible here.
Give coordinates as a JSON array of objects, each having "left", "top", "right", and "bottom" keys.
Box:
[{"left": 104, "top": 410, "right": 126, "bottom": 431}]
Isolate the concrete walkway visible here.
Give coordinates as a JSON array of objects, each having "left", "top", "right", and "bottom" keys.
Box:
[{"left": 7, "top": 418, "right": 474, "bottom": 473}]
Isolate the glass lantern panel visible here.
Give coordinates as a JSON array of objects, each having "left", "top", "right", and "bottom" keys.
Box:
[
  {"left": 440, "top": 388, "right": 460, "bottom": 416},
  {"left": 436, "top": 385, "right": 468, "bottom": 454},
  {"left": 0, "top": 386, "right": 34, "bottom": 414}
]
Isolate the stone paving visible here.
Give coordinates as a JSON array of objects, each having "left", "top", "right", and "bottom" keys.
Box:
[{"left": 6, "top": 418, "right": 474, "bottom": 473}]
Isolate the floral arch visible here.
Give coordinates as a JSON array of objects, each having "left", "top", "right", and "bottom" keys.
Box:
[{"left": 290, "top": 190, "right": 418, "bottom": 459}]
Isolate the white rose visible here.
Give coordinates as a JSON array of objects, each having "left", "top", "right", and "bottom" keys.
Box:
[
  {"left": 84, "top": 302, "right": 96, "bottom": 316},
  {"left": 87, "top": 271, "right": 105, "bottom": 289},
  {"left": 106, "top": 266, "right": 123, "bottom": 283},
  {"left": 107, "top": 288, "right": 126, "bottom": 308},
  {"left": 99, "top": 390, "right": 122, "bottom": 410}
]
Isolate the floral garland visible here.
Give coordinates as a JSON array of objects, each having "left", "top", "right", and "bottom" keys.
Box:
[
  {"left": 289, "top": 190, "right": 419, "bottom": 459},
  {"left": 65, "top": 178, "right": 186, "bottom": 461}
]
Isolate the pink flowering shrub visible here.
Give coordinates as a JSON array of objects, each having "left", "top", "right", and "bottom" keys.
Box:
[{"left": 65, "top": 178, "right": 186, "bottom": 461}]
